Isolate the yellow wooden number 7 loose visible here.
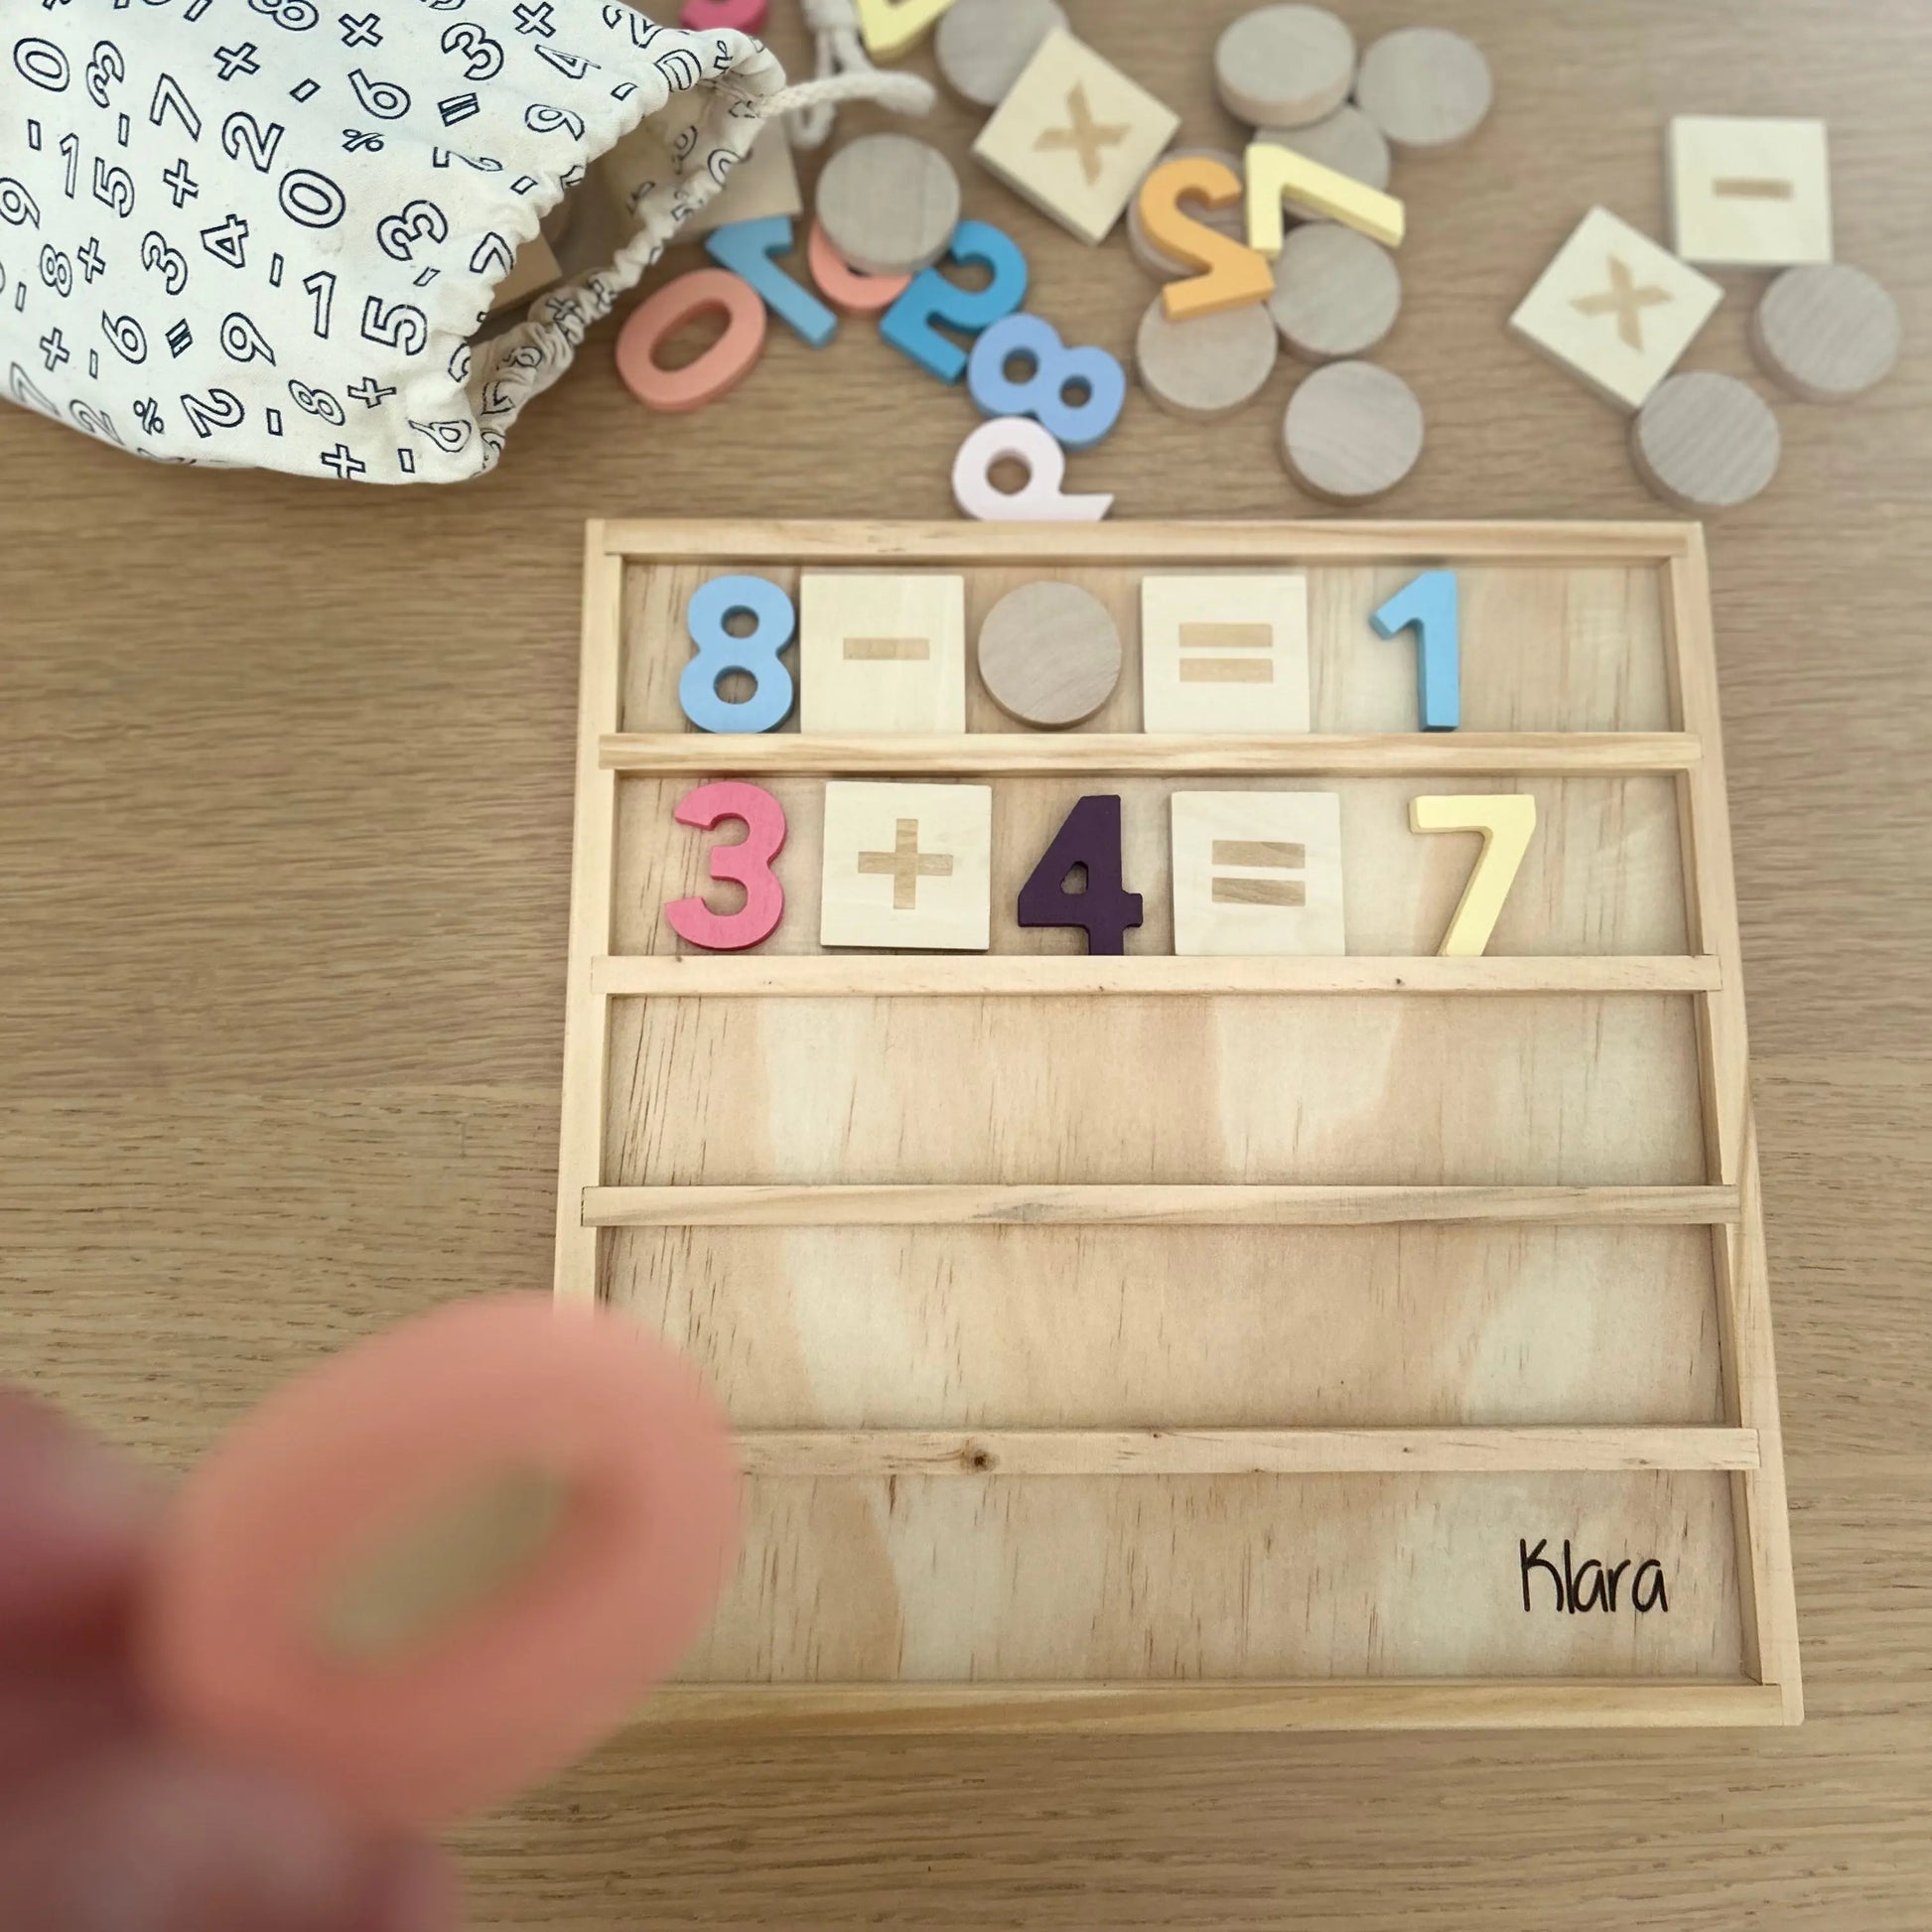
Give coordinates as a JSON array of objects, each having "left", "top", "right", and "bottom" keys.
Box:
[{"left": 1410, "top": 795, "right": 1538, "bottom": 957}]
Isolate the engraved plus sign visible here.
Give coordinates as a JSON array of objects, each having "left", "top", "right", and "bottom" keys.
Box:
[
  {"left": 346, "top": 375, "right": 395, "bottom": 408},
  {"left": 858, "top": 819, "right": 953, "bottom": 911},
  {"left": 76, "top": 237, "right": 106, "bottom": 283},
  {"left": 1034, "top": 83, "right": 1129, "bottom": 187},
  {"left": 1571, "top": 254, "right": 1673, "bottom": 351},
  {"left": 320, "top": 442, "right": 366, "bottom": 480},
  {"left": 213, "top": 43, "right": 261, "bottom": 81},
  {"left": 39, "top": 328, "right": 69, "bottom": 372},
  {"left": 337, "top": 11, "right": 381, "bottom": 47},
  {"left": 163, "top": 158, "right": 200, "bottom": 207},
  {"left": 514, "top": 1, "right": 556, "bottom": 33}
]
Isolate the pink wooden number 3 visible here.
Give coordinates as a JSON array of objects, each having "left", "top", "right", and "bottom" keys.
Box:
[{"left": 664, "top": 782, "right": 787, "bottom": 951}]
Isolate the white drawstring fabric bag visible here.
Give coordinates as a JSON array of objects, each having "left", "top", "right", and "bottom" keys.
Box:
[{"left": 0, "top": 3, "right": 789, "bottom": 483}]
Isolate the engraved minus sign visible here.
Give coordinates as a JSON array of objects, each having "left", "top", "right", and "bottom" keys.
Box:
[
  {"left": 1712, "top": 177, "right": 1795, "bottom": 200},
  {"left": 843, "top": 636, "right": 930, "bottom": 661}
]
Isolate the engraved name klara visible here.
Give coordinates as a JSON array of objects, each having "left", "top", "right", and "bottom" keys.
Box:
[{"left": 1519, "top": 1538, "right": 1670, "bottom": 1615}]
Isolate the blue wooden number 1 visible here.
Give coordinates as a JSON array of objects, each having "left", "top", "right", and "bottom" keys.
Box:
[{"left": 1371, "top": 570, "right": 1460, "bottom": 731}]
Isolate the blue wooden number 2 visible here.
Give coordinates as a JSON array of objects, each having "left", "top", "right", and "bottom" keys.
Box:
[{"left": 1371, "top": 570, "right": 1460, "bottom": 731}]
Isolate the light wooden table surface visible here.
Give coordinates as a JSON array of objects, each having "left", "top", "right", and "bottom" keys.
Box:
[{"left": 3, "top": 1, "right": 1927, "bottom": 1924}]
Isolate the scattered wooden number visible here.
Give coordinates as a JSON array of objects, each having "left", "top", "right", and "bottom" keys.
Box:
[
  {"left": 616, "top": 268, "right": 766, "bottom": 414},
  {"left": 1127, "top": 148, "right": 1245, "bottom": 282},
  {"left": 663, "top": 781, "right": 787, "bottom": 952},
  {"left": 679, "top": 574, "right": 796, "bottom": 735},
  {"left": 1256, "top": 105, "right": 1392, "bottom": 216},
  {"left": 1410, "top": 793, "right": 1536, "bottom": 957},
  {"left": 976, "top": 581, "right": 1122, "bottom": 728},
  {"left": 856, "top": 0, "right": 960, "bottom": 61},
  {"left": 799, "top": 573, "right": 968, "bottom": 734},
  {"left": 1668, "top": 115, "right": 1831, "bottom": 268},
  {"left": 971, "top": 26, "right": 1179, "bottom": 246},
  {"left": 882, "top": 219, "right": 1030, "bottom": 383},
  {"left": 935, "top": 0, "right": 1067, "bottom": 107},
  {"left": 1507, "top": 206, "right": 1722, "bottom": 412},
  {"left": 814, "top": 133, "right": 961, "bottom": 277},
  {"left": 1134, "top": 298, "right": 1277, "bottom": 421},
  {"left": 820, "top": 781, "right": 994, "bottom": 950},
  {"left": 1141, "top": 574, "right": 1311, "bottom": 733},
  {"left": 1371, "top": 570, "right": 1459, "bottom": 731},
  {"left": 1137, "top": 155, "right": 1275, "bottom": 322},
  {"left": 1281, "top": 359, "right": 1425, "bottom": 502},
  {"left": 1018, "top": 795, "right": 1144, "bottom": 954},
  {"left": 704, "top": 215, "right": 837, "bottom": 348},
  {"left": 1629, "top": 371, "right": 1781, "bottom": 515},
  {"left": 1213, "top": 5, "right": 1357, "bottom": 130},
  {"left": 1171, "top": 790, "right": 1345, "bottom": 957},
  {"left": 1752, "top": 263, "right": 1901, "bottom": 403},
  {"left": 951, "top": 417, "right": 1112, "bottom": 521},
  {"left": 806, "top": 222, "right": 912, "bottom": 317},
  {"left": 680, "top": 0, "right": 768, "bottom": 28},
  {"left": 1352, "top": 28, "right": 1493, "bottom": 153},
  {"left": 1246, "top": 142, "right": 1405, "bottom": 256},
  {"left": 966, "top": 313, "right": 1126, "bottom": 451}
]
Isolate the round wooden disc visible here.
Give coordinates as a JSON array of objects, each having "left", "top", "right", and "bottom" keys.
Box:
[
  {"left": 1354, "top": 28, "right": 1493, "bottom": 152},
  {"left": 1214, "top": 6, "right": 1356, "bottom": 130},
  {"left": 1630, "top": 373, "right": 1781, "bottom": 513},
  {"left": 1126, "top": 147, "right": 1245, "bottom": 282},
  {"left": 976, "top": 582, "right": 1123, "bottom": 728},
  {"left": 1267, "top": 221, "right": 1402, "bottom": 362},
  {"left": 933, "top": 0, "right": 1067, "bottom": 108},
  {"left": 1255, "top": 104, "right": 1393, "bottom": 219},
  {"left": 1136, "top": 297, "right": 1280, "bottom": 420},
  {"left": 814, "top": 135, "right": 961, "bottom": 277},
  {"left": 1751, "top": 264, "right": 1902, "bottom": 403},
  {"left": 1281, "top": 360, "right": 1424, "bottom": 502}
]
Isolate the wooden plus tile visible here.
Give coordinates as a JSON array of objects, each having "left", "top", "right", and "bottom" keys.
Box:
[
  {"left": 1507, "top": 206, "right": 1723, "bottom": 411},
  {"left": 799, "top": 574, "right": 967, "bottom": 733},
  {"left": 1140, "top": 573, "right": 1311, "bottom": 734},
  {"left": 1170, "top": 790, "right": 1346, "bottom": 956},
  {"left": 971, "top": 27, "right": 1179, "bottom": 245},
  {"left": 819, "top": 781, "right": 993, "bottom": 950},
  {"left": 1669, "top": 115, "right": 1832, "bottom": 267}
]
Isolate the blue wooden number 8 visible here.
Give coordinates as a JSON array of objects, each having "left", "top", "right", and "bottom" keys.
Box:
[
  {"left": 680, "top": 575, "right": 796, "bottom": 735},
  {"left": 967, "top": 314, "right": 1126, "bottom": 452}
]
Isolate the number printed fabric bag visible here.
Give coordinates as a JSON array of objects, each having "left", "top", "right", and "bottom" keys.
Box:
[{"left": 0, "top": 3, "right": 786, "bottom": 483}]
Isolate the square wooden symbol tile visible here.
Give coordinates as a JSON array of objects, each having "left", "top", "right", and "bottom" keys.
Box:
[
  {"left": 800, "top": 574, "right": 968, "bottom": 734},
  {"left": 1141, "top": 575, "right": 1311, "bottom": 734},
  {"left": 970, "top": 27, "right": 1180, "bottom": 245},
  {"left": 1171, "top": 790, "right": 1345, "bottom": 957},
  {"left": 1668, "top": 116, "right": 1831, "bottom": 267},
  {"left": 820, "top": 781, "right": 993, "bottom": 951},
  {"left": 1508, "top": 206, "right": 1723, "bottom": 411}
]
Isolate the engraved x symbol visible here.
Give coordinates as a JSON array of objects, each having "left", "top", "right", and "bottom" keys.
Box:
[
  {"left": 1571, "top": 254, "right": 1673, "bottom": 351},
  {"left": 1034, "top": 83, "right": 1129, "bottom": 187}
]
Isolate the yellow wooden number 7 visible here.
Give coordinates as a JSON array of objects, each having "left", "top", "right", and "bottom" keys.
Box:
[{"left": 1410, "top": 795, "right": 1538, "bottom": 957}]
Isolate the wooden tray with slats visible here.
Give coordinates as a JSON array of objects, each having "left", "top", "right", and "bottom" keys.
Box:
[{"left": 554, "top": 519, "right": 1800, "bottom": 1733}]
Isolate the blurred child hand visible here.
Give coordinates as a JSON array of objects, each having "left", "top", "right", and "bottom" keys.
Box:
[{"left": 0, "top": 1390, "right": 463, "bottom": 1932}]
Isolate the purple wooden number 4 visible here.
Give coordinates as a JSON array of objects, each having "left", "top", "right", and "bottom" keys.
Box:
[{"left": 1017, "top": 795, "right": 1144, "bottom": 955}]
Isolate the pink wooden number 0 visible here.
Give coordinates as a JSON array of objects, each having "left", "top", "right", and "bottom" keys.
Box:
[{"left": 664, "top": 781, "right": 787, "bottom": 951}]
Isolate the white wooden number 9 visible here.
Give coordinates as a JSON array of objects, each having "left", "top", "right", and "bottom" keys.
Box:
[{"left": 951, "top": 417, "right": 1114, "bottom": 523}]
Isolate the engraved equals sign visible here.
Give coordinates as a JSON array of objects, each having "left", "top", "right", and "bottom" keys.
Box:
[
  {"left": 1211, "top": 840, "right": 1306, "bottom": 907},
  {"left": 1177, "top": 621, "right": 1276, "bottom": 683},
  {"left": 1712, "top": 177, "right": 1794, "bottom": 200}
]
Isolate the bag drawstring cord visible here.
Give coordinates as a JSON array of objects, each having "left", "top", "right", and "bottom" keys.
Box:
[{"left": 765, "top": 0, "right": 936, "bottom": 148}]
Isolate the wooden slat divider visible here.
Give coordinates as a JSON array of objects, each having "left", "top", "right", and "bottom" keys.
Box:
[
  {"left": 733, "top": 1427, "right": 1760, "bottom": 1478},
  {"left": 583, "top": 1182, "right": 1741, "bottom": 1229},
  {"left": 600, "top": 731, "right": 1701, "bottom": 777}
]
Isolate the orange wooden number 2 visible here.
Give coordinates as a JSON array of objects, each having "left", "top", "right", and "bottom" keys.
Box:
[{"left": 1139, "top": 157, "right": 1275, "bottom": 324}]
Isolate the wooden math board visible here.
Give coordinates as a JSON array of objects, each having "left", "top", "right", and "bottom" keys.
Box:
[{"left": 556, "top": 519, "right": 1800, "bottom": 1734}]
